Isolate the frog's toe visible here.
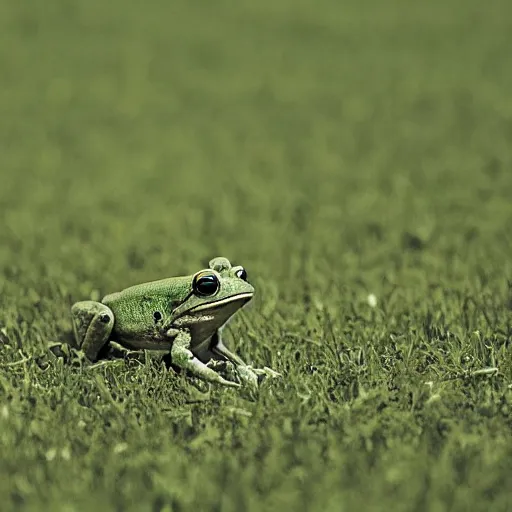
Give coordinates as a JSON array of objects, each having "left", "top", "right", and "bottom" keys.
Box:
[
  {"left": 252, "top": 367, "right": 282, "bottom": 380},
  {"left": 218, "top": 376, "right": 242, "bottom": 389},
  {"left": 237, "top": 365, "right": 259, "bottom": 384},
  {"left": 234, "top": 365, "right": 261, "bottom": 400}
]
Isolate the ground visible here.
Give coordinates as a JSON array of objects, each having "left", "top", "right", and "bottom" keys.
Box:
[{"left": 1, "top": 0, "right": 512, "bottom": 510}]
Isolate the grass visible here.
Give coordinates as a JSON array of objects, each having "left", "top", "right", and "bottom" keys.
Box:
[{"left": 1, "top": 0, "right": 512, "bottom": 510}]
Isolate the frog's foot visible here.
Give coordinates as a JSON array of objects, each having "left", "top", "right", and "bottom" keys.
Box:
[
  {"left": 46, "top": 342, "right": 128, "bottom": 371},
  {"left": 236, "top": 366, "right": 282, "bottom": 400},
  {"left": 107, "top": 341, "right": 146, "bottom": 363},
  {"left": 206, "top": 360, "right": 259, "bottom": 399},
  {"left": 170, "top": 331, "right": 241, "bottom": 389},
  {"left": 46, "top": 341, "right": 89, "bottom": 367},
  {"left": 71, "top": 301, "right": 114, "bottom": 362},
  {"left": 208, "top": 335, "right": 280, "bottom": 398},
  {"left": 206, "top": 359, "right": 237, "bottom": 377}
]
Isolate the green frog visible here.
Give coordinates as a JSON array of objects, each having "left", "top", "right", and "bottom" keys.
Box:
[{"left": 69, "top": 257, "right": 279, "bottom": 392}]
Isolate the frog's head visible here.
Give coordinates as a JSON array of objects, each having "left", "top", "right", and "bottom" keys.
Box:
[{"left": 171, "top": 257, "right": 254, "bottom": 330}]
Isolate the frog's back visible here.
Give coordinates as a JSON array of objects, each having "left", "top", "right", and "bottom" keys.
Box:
[{"left": 102, "top": 276, "right": 191, "bottom": 341}]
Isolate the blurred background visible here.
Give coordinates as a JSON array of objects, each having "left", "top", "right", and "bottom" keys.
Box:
[{"left": 2, "top": 0, "right": 511, "bottom": 295}]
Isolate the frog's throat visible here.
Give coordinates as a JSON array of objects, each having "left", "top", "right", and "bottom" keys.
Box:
[{"left": 188, "top": 292, "right": 253, "bottom": 313}]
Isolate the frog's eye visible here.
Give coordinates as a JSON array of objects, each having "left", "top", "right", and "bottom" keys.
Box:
[
  {"left": 193, "top": 271, "right": 220, "bottom": 297},
  {"left": 235, "top": 267, "right": 248, "bottom": 281}
]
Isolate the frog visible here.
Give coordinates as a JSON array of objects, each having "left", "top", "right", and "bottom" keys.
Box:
[{"left": 68, "top": 256, "right": 280, "bottom": 392}]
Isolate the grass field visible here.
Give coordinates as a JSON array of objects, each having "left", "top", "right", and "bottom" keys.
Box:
[{"left": 1, "top": 0, "right": 512, "bottom": 510}]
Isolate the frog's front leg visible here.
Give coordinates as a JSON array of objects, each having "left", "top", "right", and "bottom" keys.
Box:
[
  {"left": 169, "top": 329, "right": 241, "bottom": 389},
  {"left": 71, "top": 301, "right": 114, "bottom": 361}
]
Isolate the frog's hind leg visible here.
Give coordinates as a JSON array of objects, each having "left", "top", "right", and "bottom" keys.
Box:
[{"left": 71, "top": 301, "right": 114, "bottom": 362}]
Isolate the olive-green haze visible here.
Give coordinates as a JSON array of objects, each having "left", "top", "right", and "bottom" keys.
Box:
[{"left": 1, "top": 1, "right": 512, "bottom": 510}]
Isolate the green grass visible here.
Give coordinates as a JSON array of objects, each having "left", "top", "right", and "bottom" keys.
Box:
[{"left": 1, "top": 0, "right": 512, "bottom": 510}]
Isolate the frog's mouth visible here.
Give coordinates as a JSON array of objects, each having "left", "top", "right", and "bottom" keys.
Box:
[
  {"left": 182, "top": 292, "right": 254, "bottom": 342},
  {"left": 188, "top": 292, "right": 253, "bottom": 315}
]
